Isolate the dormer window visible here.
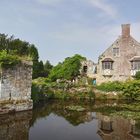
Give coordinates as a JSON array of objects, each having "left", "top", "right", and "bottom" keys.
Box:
[
  {"left": 130, "top": 56, "right": 140, "bottom": 76},
  {"left": 130, "top": 57, "right": 140, "bottom": 70},
  {"left": 113, "top": 48, "right": 119, "bottom": 56},
  {"left": 102, "top": 58, "right": 114, "bottom": 70}
]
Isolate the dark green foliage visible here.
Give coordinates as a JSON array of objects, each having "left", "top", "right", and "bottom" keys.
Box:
[
  {"left": 0, "top": 33, "right": 47, "bottom": 78},
  {"left": 0, "top": 34, "right": 38, "bottom": 58},
  {"left": 0, "top": 50, "right": 21, "bottom": 67},
  {"left": 32, "top": 60, "right": 53, "bottom": 79},
  {"left": 135, "top": 71, "right": 140, "bottom": 80},
  {"left": 28, "top": 45, "right": 39, "bottom": 61},
  {"left": 96, "top": 80, "right": 140, "bottom": 101},
  {"left": 31, "top": 83, "right": 49, "bottom": 106},
  {"left": 122, "top": 80, "right": 140, "bottom": 100},
  {"left": 44, "top": 60, "right": 53, "bottom": 77},
  {"left": 33, "top": 61, "right": 44, "bottom": 78},
  {"left": 96, "top": 81, "right": 124, "bottom": 92},
  {"left": 49, "top": 54, "right": 86, "bottom": 81}
]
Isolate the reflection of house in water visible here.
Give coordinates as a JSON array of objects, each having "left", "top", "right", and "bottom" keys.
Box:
[
  {"left": 96, "top": 113, "right": 140, "bottom": 140},
  {"left": 0, "top": 111, "right": 32, "bottom": 140},
  {"left": 131, "top": 120, "right": 140, "bottom": 139}
]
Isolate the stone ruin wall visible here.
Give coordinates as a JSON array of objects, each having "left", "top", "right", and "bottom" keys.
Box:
[{"left": 0, "top": 60, "right": 33, "bottom": 113}]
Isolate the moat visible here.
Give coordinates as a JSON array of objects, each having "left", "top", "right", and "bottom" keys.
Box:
[{"left": 0, "top": 100, "right": 140, "bottom": 140}]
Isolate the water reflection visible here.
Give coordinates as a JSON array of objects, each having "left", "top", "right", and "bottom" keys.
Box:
[
  {"left": 0, "top": 111, "right": 32, "bottom": 140},
  {"left": 97, "top": 113, "right": 140, "bottom": 140},
  {"left": 0, "top": 100, "right": 140, "bottom": 140}
]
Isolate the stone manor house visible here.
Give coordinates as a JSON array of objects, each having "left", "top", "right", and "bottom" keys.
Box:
[{"left": 81, "top": 24, "right": 140, "bottom": 84}]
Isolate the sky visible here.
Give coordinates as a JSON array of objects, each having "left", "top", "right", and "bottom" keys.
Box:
[{"left": 0, "top": 0, "right": 140, "bottom": 65}]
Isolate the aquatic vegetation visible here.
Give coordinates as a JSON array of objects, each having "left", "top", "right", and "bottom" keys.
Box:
[
  {"left": 94, "top": 102, "right": 140, "bottom": 120},
  {"left": 110, "top": 111, "right": 140, "bottom": 120}
]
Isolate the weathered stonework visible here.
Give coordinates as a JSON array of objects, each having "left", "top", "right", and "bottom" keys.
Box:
[
  {"left": 0, "top": 60, "right": 33, "bottom": 114},
  {"left": 82, "top": 24, "right": 140, "bottom": 84}
]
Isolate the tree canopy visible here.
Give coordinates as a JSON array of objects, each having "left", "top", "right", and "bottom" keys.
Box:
[
  {"left": 0, "top": 34, "right": 45, "bottom": 79},
  {"left": 49, "top": 54, "right": 86, "bottom": 81},
  {"left": 0, "top": 34, "right": 39, "bottom": 59}
]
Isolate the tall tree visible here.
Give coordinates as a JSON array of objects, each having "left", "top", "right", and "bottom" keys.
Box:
[{"left": 44, "top": 60, "right": 53, "bottom": 77}]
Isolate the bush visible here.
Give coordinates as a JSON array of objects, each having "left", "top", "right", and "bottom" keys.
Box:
[
  {"left": 96, "top": 81, "right": 123, "bottom": 92},
  {"left": 135, "top": 71, "right": 140, "bottom": 80},
  {"left": 122, "top": 80, "right": 140, "bottom": 100},
  {"left": 0, "top": 50, "right": 21, "bottom": 67},
  {"left": 96, "top": 80, "right": 140, "bottom": 101}
]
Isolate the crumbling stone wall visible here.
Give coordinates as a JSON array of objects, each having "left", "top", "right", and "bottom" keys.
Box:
[
  {"left": 81, "top": 60, "right": 97, "bottom": 76},
  {"left": 0, "top": 60, "right": 33, "bottom": 113}
]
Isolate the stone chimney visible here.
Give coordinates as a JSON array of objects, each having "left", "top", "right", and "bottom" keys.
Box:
[{"left": 121, "top": 24, "right": 130, "bottom": 37}]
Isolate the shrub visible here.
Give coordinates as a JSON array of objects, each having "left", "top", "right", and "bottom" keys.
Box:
[
  {"left": 122, "top": 80, "right": 140, "bottom": 100},
  {"left": 135, "top": 71, "right": 140, "bottom": 80},
  {"left": 96, "top": 81, "right": 123, "bottom": 92},
  {"left": 0, "top": 50, "right": 21, "bottom": 68}
]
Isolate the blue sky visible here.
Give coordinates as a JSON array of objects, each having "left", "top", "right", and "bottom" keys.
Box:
[{"left": 0, "top": 0, "right": 140, "bottom": 65}]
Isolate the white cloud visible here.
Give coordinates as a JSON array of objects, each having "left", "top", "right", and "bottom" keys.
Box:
[{"left": 88, "top": 0, "right": 118, "bottom": 19}]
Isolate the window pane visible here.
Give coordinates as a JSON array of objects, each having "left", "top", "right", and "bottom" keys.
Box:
[
  {"left": 102, "top": 62, "right": 113, "bottom": 70},
  {"left": 131, "top": 61, "right": 140, "bottom": 70},
  {"left": 113, "top": 48, "right": 119, "bottom": 56}
]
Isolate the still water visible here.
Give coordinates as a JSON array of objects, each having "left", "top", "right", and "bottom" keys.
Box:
[{"left": 0, "top": 100, "right": 140, "bottom": 140}]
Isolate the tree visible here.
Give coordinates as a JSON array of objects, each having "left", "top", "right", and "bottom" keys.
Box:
[
  {"left": 32, "top": 61, "right": 45, "bottom": 79},
  {"left": 0, "top": 33, "right": 43, "bottom": 79},
  {"left": 28, "top": 45, "right": 39, "bottom": 61},
  {"left": 0, "top": 33, "right": 39, "bottom": 59},
  {"left": 44, "top": 60, "right": 53, "bottom": 77},
  {"left": 49, "top": 54, "right": 86, "bottom": 81}
]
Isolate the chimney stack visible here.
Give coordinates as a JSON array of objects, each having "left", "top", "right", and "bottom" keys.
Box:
[{"left": 121, "top": 24, "right": 130, "bottom": 37}]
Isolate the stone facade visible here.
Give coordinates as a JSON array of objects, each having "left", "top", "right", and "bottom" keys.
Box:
[
  {"left": 81, "top": 60, "right": 97, "bottom": 77},
  {"left": 0, "top": 60, "right": 33, "bottom": 114},
  {"left": 82, "top": 24, "right": 140, "bottom": 84}
]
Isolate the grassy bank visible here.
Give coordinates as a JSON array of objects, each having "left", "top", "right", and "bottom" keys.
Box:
[{"left": 31, "top": 77, "right": 140, "bottom": 106}]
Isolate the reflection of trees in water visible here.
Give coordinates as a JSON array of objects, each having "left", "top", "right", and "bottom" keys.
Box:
[
  {"left": 30, "top": 100, "right": 135, "bottom": 127},
  {"left": 1, "top": 100, "right": 140, "bottom": 140},
  {"left": 31, "top": 100, "right": 95, "bottom": 126},
  {"left": 96, "top": 113, "right": 140, "bottom": 140},
  {"left": 0, "top": 111, "right": 32, "bottom": 140}
]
